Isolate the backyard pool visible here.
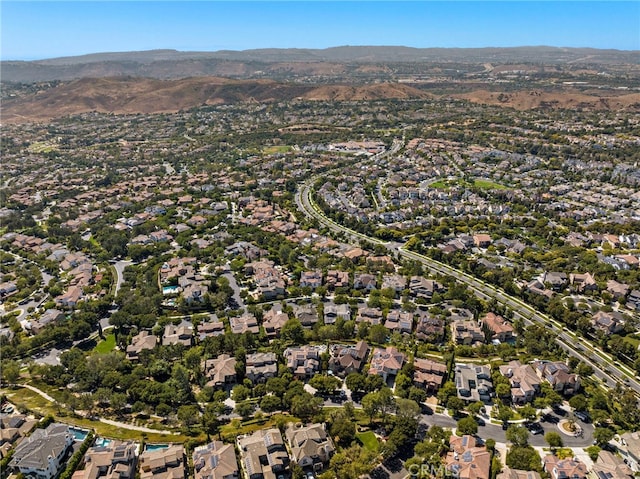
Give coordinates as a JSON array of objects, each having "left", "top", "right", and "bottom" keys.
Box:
[
  {"left": 145, "top": 444, "right": 169, "bottom": 452},
  {"left": 69, "top": 426, "right": 89, "bottom": 442},
  {"left": 162, "top": 285, "right": 180, "bottom": 295},
  {"left": 94, "top": 437, "right": 112, "bottom": 447}
]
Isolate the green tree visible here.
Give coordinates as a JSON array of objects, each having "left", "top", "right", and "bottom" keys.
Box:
[
  {"left": 506, "top": 446, "right": 542, "bottom": 472},
  {"left": 593, "top": 427, "right": 615, "bottom": 447},
  {"left": 260, "top": 395, "right": 282, "bottom": 413},
  {"left": 281, "top": 318, "right": 305, "bottom": 344},
  {"left": 506, "top": 425, "right": 529, "bottom": 447},
  {"left": 457, "top": 416, "right": 479, "bottom": 435},
  {"left": 1, "top": 360, "right": 21, "bottom": 384},
  {"left": 544, "top": 431, "right": 563, "bottom": 450}
]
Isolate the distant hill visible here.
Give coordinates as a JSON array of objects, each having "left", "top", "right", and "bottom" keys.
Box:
[
  {"left": 0, "top": 76, "right": 433, "bottom": 123},
  {"left": 3, "top": 46, "right": 638, "bottom": 83}
]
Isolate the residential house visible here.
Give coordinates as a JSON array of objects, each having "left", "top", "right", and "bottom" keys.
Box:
[
  {"left": 497, "top": 468, "right": 542, "bottom": 479},
  {"left": 353, "top": 273, "right": 377, "bottom": 291},
  {"left": 325, "top": 270, "right": 349, "bottom": 290},
  {"left": 292, "top": 304, "right": 319, "bottom": 327},
  {"left": 262, "top": 303, "right": 289, "bottom": 339},
  {"left": 356, "top": 307, "right": 383, "bottom": 326},
  {"left": 619, "top": 431, "right": 640, "bottom": 472},
  {"left": 606, "top": 280, "right": 630, "bottom": 300},
  {"left": 452, "top": 319, "right": 485, "bottom": 345},
  {"left": 139, "top": 445, "right": 185, "bottom": 479},
  {"left": 409, "top": 276, "right": 443, "bottom": 300},
  {"left": 323, "top": 302, "right": 350, "bottom": 325},
  {"left": 543, "top": 272, "right": 569, "bottom": 291},
  {"left": 30, "top": 309, "right": 65, "bottom": 334},
  {"left": 285, "top": 423, "right": 335, "bottom": 472},
  {"left": 591, "top": 450, "right": 634, "bottom": 479},
  {"left": 126, "top": 331, "right": 158, "bottom": 361},
  {"left": 237, "top": 429, "right": 289, "bottom": 479},
  {"left": 71, "top": 441, "right": 137, "bottom": 479},
  {"left": 246, "top": 353, "right": 278, "bottom": 383},
  {"left": 481, "top": 312, "right": 515, "bottom": 342},
  {"left": 473, "top": 234, "right": 492, "bottom": 248},
  {"left": 328, "top": 341, "right": 369, "bottom": 376},
  {"left": 0, "top": 282, "right": 18, "bottom": 298},
  {"left": 230, "top": 314, "right": 260, "bottom": 335},
  {"left": 570, "top": 273, "right": 598, "bottom": 293},
  {"left": 415, "top": 312, "right": 445, "bottom": 343},
  {"left": 455, "top": 363, "right": 493, "bottom": 403},
  {"left": 9, "top": 423, "right": 74, "bottom": 479},
  {"left": 445, "top": 435, "right": 491, "bottom": 479},
  {"left": 192, "top": 441, "right": 239, "bottom": 479},
  {"left": 369, "top": 346, "right": 406, "bottom": 383},
  {"left": 543, "top": 455, "right": 588, "bottom": 479},
  {"left": 300, "top": 270, "right": 322, "bottom": 289},
  {"left": 381, "top": 274, "right": 407, "bottom": 295},
  {"left": 626, "top": 290, "right": 640, "bottom": 311},
  {"left": 162, "top": 321, "right": 193, "bottom": 347},
  {"left": 532, "top": 360, "right": 580, "bottom": 395},
  {"left": 591, "top": 311, "right": 625, "bottom": 335},
  {"left": 204, "top": 354, "right": 238, "bottom": 388},
  {"left": 384, "top": 310, "right": 413, "bottom": 335},
  {"left": 498, "top": 361, "right": 541, "bottom": 404},
  {"left": 55, "top": 285, "right": 84, "bottom": 309},
  {"left": 284, "top": 345, "right": 326, "bottom": 379},
  {"left": 413, "top": 358, "right": 447, "bottom": 394},
  {"left": 197, "top": 318, "right": 225, "bottom": 341}
]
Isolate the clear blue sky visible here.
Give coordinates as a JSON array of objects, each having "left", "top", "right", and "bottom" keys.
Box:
[{"left": 2, "top": 1, "right": 638, "bottom": 60}]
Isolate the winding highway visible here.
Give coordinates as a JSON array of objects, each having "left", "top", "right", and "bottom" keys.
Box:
[{"left": 295, "top": 180, "right": 640, "bottom": 397}]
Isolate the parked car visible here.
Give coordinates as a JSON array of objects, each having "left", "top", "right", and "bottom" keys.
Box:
[
  {"left": 526, "top": 422, "right": 544, "bottom": 435},
  {"left": 574, "top": 411, "right": 591, "bottom": 423}
]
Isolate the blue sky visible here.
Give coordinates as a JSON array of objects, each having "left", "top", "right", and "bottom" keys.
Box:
[{"left": 2, "top": 1, "right": 638, "bottom": 60}]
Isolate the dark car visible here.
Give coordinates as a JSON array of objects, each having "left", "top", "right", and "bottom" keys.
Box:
[
  {"left": 526, "top": 422, "right": 544, "bottom": 435},
  {"left": 502, "top": 422, "right": 509, "bottom": 430},
  {"left": 475, "top": 417, "right": 486, "bottom": 426},
  {"left": 574, "top": 411, "right": 591, "bottom": 423}
]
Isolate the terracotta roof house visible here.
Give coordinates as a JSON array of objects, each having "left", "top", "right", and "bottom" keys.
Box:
[
  {"left": 139, "top": 445, "right": 185, "bottom": 479},
  {"left": 446, "top": 435, "right": 490, "bottom": 479},
  {"left": 591, "top": 311, "right": 625, "bottom": 335},
  {"left": 300, "top": 270, "right": 322, "bottom": 289},
  {"left": 285, "top": 423, "right": 335, "bottom": 472},
  {"left": 369, "top": 346, "right": 406, "bottom": 383},
  {"left": 262, "top": 303, "right": 289, "bottom": 339},
  {"left": 606, "top": 280, "right": 630, "bottom": 300},
  {"left": 543, "top": 455, "right": 587, "bottom": 479},
  {"left": 592, "top": 450, "right": 634, "bottom": 479},
  {"left": 497, "top": 467, "right": 542, "bottom": 479},
  {"left": 204, "top": 354, "right": 238, "bottom": 388},
  {"left": 328, "top": 340, "right": 369, "bottom": 376},
  {"left": 413, "top": 358, "right": 447, "bottom": 394},
  {"left": 415, "top": 312, "right": 445, "bottom": 343},
  {"left": 9, "top": 423, "right": 74, "bottom": 479},
  {"left": 325, "top": 270, "right": 349, "bottom": 290},
  {"left": 353, "top": 273, "right": 377, "bottom": 291},
  {"left": 192, "top": 441, "right": 239, "bottom": 479},
  {"left": 570, "top": 272, "right": 598, "bottom": 293},
  {"left": 126, "top": 331, "right": 158, "bottom": 361},
  {"left": 162, "top": 321, "right": 193, "bottom": 347},
  {"left": 230, "top": 314, "right": 260, "bottom": 335},
  {"left": 473, "top": 234, "right": 492, "bottom": 248},
  {"left": 452, "top": 319, "right": 485, "bottom": 345},
  {"left": 532, "top": 360, "right": 580, "bottom": 395},
  {"left": 237, "top": 429, "right": 289, "bottom": 479},
  {"left": 72, "top": 441, "right": 137, "bottom": 479},
  {"left": 498, "top": 361, "right": 541, "bottom": 405},
  {"left": 481, "top": 312, "right": 515, "bottom": 342},
  {"left": 246, "top": 353, "right": 278, "bottom": 383},
  {"left": 197, "top": 319, "right": 225, "bottom": 341}
]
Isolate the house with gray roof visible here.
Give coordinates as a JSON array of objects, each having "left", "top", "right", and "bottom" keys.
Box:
[
  {"left": 9, "top": 422, "right": 74, "bottom": 479},
  {"left": 285, "top": 423, "right": 334, "bottom": 472},
  {"left": 192, "top": 441, "right": 239, "bottom": 479}
]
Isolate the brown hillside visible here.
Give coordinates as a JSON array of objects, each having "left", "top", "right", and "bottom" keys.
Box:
[
  {"left": 452, "top": 89, "right": 640, "bottom": 112},
  {"left": 0, "top": 77, "right": 432, "bottom": 123}
]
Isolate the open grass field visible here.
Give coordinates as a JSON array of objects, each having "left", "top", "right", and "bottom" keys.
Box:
[
  {"left": 94, "top": 333, "right": 116, "bottom": 354},
  {"left": 263, "top": 145, "right": 293, "bottom": 154},
  {"left": 356, "top": 431, "right": 379, "bottom": 452},
  {"left": 429, "top": 178, "right": 508, "bottom": 190}
]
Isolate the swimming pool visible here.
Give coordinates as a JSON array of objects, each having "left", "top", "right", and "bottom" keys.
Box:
[
  {"left": 94, "top": 437, "right": 112, "bottom": 447},
  {"left": 145, "top": 444, "right": 169, "bottom": 452},
  {"left": 69, "top": 426, "right": 89, "bottom": 442},
  {"left": 162, "top": 285, "right": 180, "bottom": 295}
]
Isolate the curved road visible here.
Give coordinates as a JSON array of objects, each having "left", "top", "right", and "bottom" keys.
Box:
[{"left": 295, "top": 182, "right": 640, "bottom": 397}]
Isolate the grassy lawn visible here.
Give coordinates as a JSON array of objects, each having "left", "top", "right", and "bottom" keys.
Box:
[
  {"left": 473, "top": 179, "right": 508, "bottom": 190},
  {"left": 624, "top": 335, "right": 640, "bottom": 350},
  {"left": 263, "top": 145, "right": 292, "bottom": 154},
  {"left": 219, "top": 413, "right": 299, "bottom": 441},
  {"left": 429, "top": 178, "right": 508, "bottom": 190},
  {"left": 94, "top": 333, "right": 116, "bottom": 354},
  {"left": 356, "top": 431, "right": 379, "bottom": 452},
  {"left": 3, "top": 386, "right": 193, "bottom": 443}
]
